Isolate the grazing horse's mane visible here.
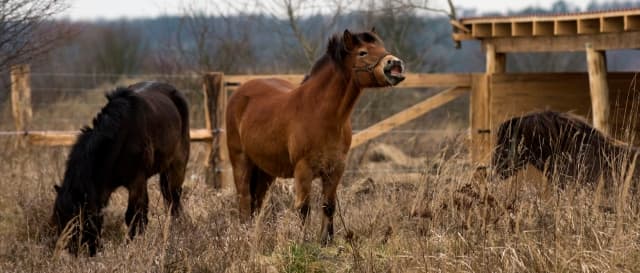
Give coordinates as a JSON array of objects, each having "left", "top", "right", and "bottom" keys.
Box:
[
  {"left": 302, "top": 31, "right": 382, "bottom": 83},
  {"left": 58, "top": 88, "right": 140, "bottom": 201}
]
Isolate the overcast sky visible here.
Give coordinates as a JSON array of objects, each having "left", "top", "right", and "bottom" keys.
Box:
[{"left": 60, "top": 0, "right": 610, "bottom": 20}]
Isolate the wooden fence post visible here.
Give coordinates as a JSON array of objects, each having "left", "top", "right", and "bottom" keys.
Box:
[
  {"left": 203, "top": 72, "right": 231, "bottom": 188},
  {"left": 470, "top": 74, "right": 491, "bottom": 166},
  {"left": 10, "top": 64, "right": 32, "bottom": 132},
  {"left": 585, "top": 43, "right": 611, "bottom": 134}
]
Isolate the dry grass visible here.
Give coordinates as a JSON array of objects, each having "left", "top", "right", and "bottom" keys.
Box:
[
  {"left": 2, "top": 80, "right": 640, "bottom": 272},
  {"left": 2, "top": 129, "right": 640, "bottom": 273}
]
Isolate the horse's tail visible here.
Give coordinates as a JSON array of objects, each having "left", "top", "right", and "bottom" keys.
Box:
[{"left": 167, "top": 88, "right": 190, "bottom": 140}]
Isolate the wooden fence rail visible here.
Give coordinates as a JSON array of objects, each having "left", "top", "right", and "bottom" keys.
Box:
[{"left": 4, "top": 65, "right": 474, "bottom": 189}]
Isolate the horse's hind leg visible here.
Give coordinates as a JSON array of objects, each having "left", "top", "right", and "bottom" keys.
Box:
[
  {"left": 160, "top": 161, "right": 187, "bottom": 217},
  {"left": 250, "top": 167, "right": 275, "bottom": 215},
  {"left": 125, "top": 174, "right": 149, "bottom": 239},
  {"left": 230, "top": 152, "right": 255, "bottom": 221}
]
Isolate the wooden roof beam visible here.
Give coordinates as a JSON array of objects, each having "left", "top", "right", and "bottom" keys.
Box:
[
  {"left": 578, "top": 18, "right": 600, "bottom": 34},
  {"left": 482, "top": 31, "right": 640, "bottom": 53},
  {"left": 533, "top": 21, "right": 554, "bottom": 36},
  {"left": 601, "top": 16, "right": 624, "bottom": 32},
  {"left": 625, "top": 14, "right": 640, "bottom": 31},
  {"left": 555, "top": 20, "right": 578, "bottom": 35}
]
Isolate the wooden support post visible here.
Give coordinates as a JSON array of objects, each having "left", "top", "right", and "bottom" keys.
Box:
[
  {"left": 585, "top": 43, "right": 611, "bottom": 134},
  {"left": 470, "top": 74, "right": 491, "bottom": 165},
  {"left": 203, "top": 72, "right": 231, "bottom": 188},
  {"left": 485, "top": 43, "right": 506, "bottom": 74},
  {"left": 350, "top": 87, "right": 468, "bottom": 148},
  {"left": 10, "top": 64, "right": 32, "bottom": 132}
]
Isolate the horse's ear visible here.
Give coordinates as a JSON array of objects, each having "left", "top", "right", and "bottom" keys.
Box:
[
  {"left": 53, "top": 185, "right": 61, "bottom": 193},
  {"left": 370, "top": 27, "right": 377, "bottom": 34},
  {"left": 343, "top": 29, "right": 355, "bottom": 51}
]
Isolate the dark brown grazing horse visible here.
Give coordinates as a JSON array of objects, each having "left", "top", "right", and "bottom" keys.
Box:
[
  {"left": 51, "top": 82, "right": 190, "bottom": 256},
  {"left": 492, "top": 110, "right": 639, "bottom": 188},
  {"left": 226, "top": 29, "right": 405, "bottom": 244}
]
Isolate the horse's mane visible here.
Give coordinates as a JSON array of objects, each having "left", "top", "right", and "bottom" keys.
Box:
[
  {"left": 58, "top": 88, "right": 141, "bottom": 202},
  {"left": 302, "top": 31, "right": 382, "bottom": 83}
]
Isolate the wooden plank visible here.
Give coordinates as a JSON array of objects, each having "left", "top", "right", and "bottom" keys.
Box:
[
  {"left": 225, "top": 73, "right": 472, "bottom": 88},
  {"left": 533, "top": 21, "right": 554, "bottom": 36},
  {"left": 10, "top": 64, "right": 32, "bottom": 132},
  {"left": 399, "top": 73, "right": 472, "bottom": 88},
  {"left": 490, "top": 73, "right": 593, "bottom": 128},
  {"left": 470, "top": 74, "right": 491, "bottom": 165},
  {"left": 512, "top": 22, "right": 533, "bottom": 37},
  {"left": 225, "top": 74, "right": 305, "bottom": 86},
  {"left": 585, "top": 43, "right": 611, "bottom": 134},
  {"left": 555, "top": 20, "right": 578, "bottom": 35},
  {"left": 350, "top": 87, "right": 468, "bottom": 148},
  {"left": 578, "top": 18, "right": 600, "bottom": 34},
  {"left": 452, "top": 32, "right": 474, "bottom": 41},
  {"left": 482, "top": 31, "right": 640, "bottom": 52},
  {"left": 203, "top": 72, "right": 231, "bottom": 188},
  {"left": 450, "top": 19, "right": 470, "bottom": 33},
  {"left": 602, "top": 16, "right": 624, "bottom": 32},
  {"left": 20, "top": 129, "right": 213, "bottom": 146}
]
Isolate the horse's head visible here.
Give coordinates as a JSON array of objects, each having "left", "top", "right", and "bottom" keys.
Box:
[
  {"left": 51, "top": 183, "right": 82, "bottom": 253},
  {"left": 51, "top": 180, "right": 100, "bottom": 256},
  {"left": 492, "top": 117, "right": 534, "bottom": 180},
  {"left": 331, "top": 28, "right": 405, "bottom": 87}
]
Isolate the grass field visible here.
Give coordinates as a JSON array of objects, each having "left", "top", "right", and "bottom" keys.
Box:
[
  {"left": 2, "top": 129, "right": 640, "bottom": 273},
  {"left": 2, "top": 81, "right": 640, "bottom": 272}
]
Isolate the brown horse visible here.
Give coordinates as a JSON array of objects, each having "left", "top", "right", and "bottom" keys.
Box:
[
  {"left": 226, "top": 29, "right": 405, "bottom": 243},
  {"left": 51, "top": 82, "right": 190, "bottom": 256},
  {"left": 492, "top": 110, "right": 639, "bottom": 188}
]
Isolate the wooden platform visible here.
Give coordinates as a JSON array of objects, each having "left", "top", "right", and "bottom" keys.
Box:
[{"left": 452, "top": 8, "right": 640, "bottom": 52}]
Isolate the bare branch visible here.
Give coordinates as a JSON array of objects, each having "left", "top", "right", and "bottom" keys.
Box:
[{"left": 0, "top": 0, "right": 71, "bottom": 72}]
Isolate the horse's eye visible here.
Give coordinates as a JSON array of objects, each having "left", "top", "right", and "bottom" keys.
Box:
[{"left": 358, "top": 51, "right": 368, "bottom": 57}]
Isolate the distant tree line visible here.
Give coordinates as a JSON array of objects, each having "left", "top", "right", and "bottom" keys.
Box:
[{"left": 9, "top": 0, "right": 640, "bottom": 78}]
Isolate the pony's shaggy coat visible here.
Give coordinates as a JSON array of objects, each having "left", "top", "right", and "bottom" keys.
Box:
[{"left": 51, "top": 82, "right": 190, "bottom": 256}]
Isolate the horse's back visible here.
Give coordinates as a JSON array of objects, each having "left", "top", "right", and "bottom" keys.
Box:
[{"left": 123, "top": 82, "right": 190, "bottom": 175}]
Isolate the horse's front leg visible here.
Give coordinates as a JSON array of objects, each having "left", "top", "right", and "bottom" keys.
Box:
[
  {"left": 125, "top": 174, "right": 149, "bottom": 239},
  {"left": 294, "top": 160, "right": 314, "bottom": 223},
  {"left": 320, "top": 163, "right": 344, "bottom": 245}
]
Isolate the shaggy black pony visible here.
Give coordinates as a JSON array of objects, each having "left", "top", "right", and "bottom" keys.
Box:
[
  {"left": 51, "top": 82, "right": 190, "bottom": 256},
  {"left": 492, "top": 110, "right": 639, "bottom": 188}
]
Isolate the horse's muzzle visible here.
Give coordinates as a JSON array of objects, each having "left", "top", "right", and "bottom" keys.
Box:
[{"left": 383, "top": 58, "right": 406, "bottom": 86}]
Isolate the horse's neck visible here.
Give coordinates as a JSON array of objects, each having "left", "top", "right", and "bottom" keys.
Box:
[{"left": 299, "top": 64, "right": 362, "bottom": 124}]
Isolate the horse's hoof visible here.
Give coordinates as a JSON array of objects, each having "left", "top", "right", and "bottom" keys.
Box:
[{"left": 320, "top": 233, "right": 333, "bottom": 246}]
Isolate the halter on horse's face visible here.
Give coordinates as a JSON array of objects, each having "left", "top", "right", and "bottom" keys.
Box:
[{"left": 343, "top": 29, "right": 405, "bottom": 87}]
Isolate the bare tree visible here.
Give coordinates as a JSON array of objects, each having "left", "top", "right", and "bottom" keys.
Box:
[
  {"left": 93, "top": 23, "right": 146, "bottom": 75},
  {"left": 164, "top": 1, "right": 257, "bottom": 74},
  {"left": 0, "top": 0, "right": 71, "bottom": 72},
  {"left": 257, "top": 0, "right": 346, "bottom": 69}
]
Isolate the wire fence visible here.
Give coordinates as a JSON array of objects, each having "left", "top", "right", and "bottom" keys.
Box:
[{"left": 1, "top": 72, "right": 470, "bottom": 175}]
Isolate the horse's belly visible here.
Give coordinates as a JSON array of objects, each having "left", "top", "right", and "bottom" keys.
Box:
[
  {"left": 240, "top": 134, "right": 294, "bottom": 178},
  {"left": 250, "top": 152, "right": 295, "bottom": 178}
]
